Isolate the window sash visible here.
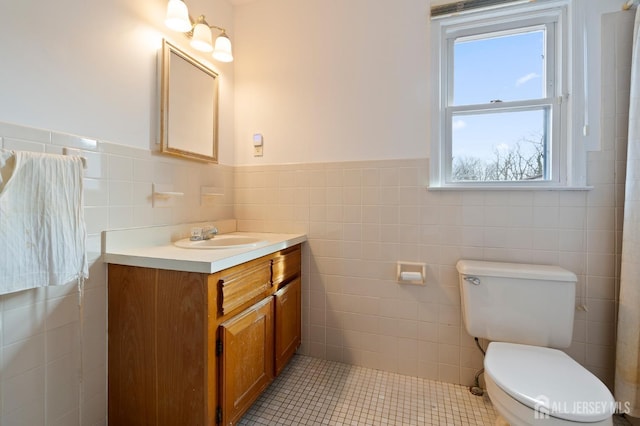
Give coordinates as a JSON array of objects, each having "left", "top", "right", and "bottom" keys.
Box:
[
  {"left": 451, "top": 25, "right": 548, "bottom": 105},
  {"left": 445, "top": 21, "right": 556, "bottom": 108},
  {"left": 444, "top": 102, "right": 559, "bottom": 184}
]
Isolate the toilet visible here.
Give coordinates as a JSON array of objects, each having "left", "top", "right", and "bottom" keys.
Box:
[{"left": 456, "top": 260, "right": 616, "bottom": 426}]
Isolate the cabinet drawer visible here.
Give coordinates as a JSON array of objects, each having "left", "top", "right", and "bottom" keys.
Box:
[
  {"left": 218, "top": 258, "right": 271, "bottom": 316},
  {"left": 271, "top": 246, "right": 301, "bottom": 288}
]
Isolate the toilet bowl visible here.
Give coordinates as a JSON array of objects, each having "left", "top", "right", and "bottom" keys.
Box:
[
  {"left": 485, "top": 342, "right": 614, "bottom": 425},
  {"left": 456, "top": 260, "right": 616, "bottom": 426}
]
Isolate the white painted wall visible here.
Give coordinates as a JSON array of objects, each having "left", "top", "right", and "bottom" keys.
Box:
[
  {"left": 0, "top": 0, "right": 236, "bottom": 164},
  {"left": 233, "top": 0, "right": 623, "bottom": 167},
  {"left": 233, "top": 0, "right": 431, "bottom": 165}
]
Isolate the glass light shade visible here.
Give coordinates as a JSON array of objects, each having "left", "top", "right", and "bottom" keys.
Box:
[
  {"left": 212, "top": 34, "right": 233, "bottom": 62},
  {"left": 190, "top": 23, "right": 214, "bottom": 52},
  {"left": 165, "top": 0, "right": 192, "bottom": 32}
]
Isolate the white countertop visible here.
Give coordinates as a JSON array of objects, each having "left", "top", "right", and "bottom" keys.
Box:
[{"left": 102, "top": 221, "right": 307, "bottom": 274}]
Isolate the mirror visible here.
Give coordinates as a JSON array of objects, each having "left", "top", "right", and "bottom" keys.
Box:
[{"left": 160, "top": 39, "right": 219, "bottom": 163}]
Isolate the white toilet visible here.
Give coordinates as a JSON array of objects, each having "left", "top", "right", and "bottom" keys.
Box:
[{"left": 456, "top": 260, "right": 616, "bottom": 426}]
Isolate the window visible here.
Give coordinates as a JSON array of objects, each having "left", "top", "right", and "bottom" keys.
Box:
[{"left": 430, "top": 1, "right": 581, "bottom": 189}]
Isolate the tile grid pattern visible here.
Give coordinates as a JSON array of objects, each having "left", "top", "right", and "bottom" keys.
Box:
[
  {"left": 240, "top": 355, "right": 632, "bottom": 426},
  {"left": 240, "top": 355, "right": 497, "bottom": 425},
  {"left": 234, "top": 155, "right": 622, "bottom": 387}
]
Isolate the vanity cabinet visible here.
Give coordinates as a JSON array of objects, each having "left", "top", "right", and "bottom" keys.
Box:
[{"left": 107, "top": 244, "right": 302, "bottom": 426}]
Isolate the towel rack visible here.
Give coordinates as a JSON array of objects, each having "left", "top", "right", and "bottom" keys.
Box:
[{"left": 62, "top": 148, "right": 87, "bottom": 169}]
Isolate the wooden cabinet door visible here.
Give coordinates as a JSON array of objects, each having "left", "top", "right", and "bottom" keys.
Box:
[
  {"left": 108, "top": 266, "right": 212, "bottom": 426},
  {"left": 108, "top": 265, "right": 158, "bottom": 426},
  {"left": 156, "top": 269, "right": 208, "bottom": 426},
  {"left": 274, "top": 277, "right": 301, "bottom": 376},
  {"left": 219, "top": 297, "right": 274, "bottom": 426}
]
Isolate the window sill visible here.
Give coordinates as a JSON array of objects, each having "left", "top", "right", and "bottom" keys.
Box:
[{"left": 427, "top": 184, "right": 593, "bottom": 191}]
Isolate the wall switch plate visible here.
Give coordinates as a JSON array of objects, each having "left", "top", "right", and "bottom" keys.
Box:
[{"left": 253, "top": 133, "right": 264, "bottom": 157}]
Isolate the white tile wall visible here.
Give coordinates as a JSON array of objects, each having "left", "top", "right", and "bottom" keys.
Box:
[
  {"left": 0, "top": 124, "right": 234, "bottom": 425},
  {"left": 234, "top": 157, "right": 608, "bottom": 386}
]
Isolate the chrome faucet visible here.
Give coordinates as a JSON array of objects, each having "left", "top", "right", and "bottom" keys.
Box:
[{"left": 203, "top": 226, "right": 218, "bottom": 240}]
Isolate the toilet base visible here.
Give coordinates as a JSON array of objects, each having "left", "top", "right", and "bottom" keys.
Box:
[{"left": 485, "top": 374, "right": 613, "bottom": 426}]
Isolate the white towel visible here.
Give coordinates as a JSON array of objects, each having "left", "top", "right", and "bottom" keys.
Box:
[{"left": 0, "top": 150, "right": 88, "bottom": 294}]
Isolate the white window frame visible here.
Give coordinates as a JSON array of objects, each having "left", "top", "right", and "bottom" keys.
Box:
[{"left": 429, "top": 0, "right": 590, "bottom": 190}]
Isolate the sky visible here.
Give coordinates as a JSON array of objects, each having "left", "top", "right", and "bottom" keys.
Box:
[{"left": 451, "top": 29, "right": 547, "bottom": 164}]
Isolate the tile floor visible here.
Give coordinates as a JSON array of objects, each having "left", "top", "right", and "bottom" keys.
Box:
[
  {"left": 239, "top": 355, "right": 631, "bottom": 426},
  {"left": 239, "top": 355, "right": 495, "bottom": 425}
]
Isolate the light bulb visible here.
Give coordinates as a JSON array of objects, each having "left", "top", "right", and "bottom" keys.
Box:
[
  {"left": 165, "top": 0, "right": 191, "bottom": 32},
  {"left": 212, "top": 33, "right": 233, "bottom": 62},
  {"left": 190, "top": 22, "right": 214, "bottom": 52}
]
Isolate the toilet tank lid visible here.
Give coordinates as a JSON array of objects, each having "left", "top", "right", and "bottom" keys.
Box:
[{"left": 456, "top": 260, "right": 576, "bottom": 282}]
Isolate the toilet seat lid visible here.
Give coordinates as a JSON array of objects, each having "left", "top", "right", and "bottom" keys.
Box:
[{"left": 485, "top": 342, "right": 615, "bottom": 422}]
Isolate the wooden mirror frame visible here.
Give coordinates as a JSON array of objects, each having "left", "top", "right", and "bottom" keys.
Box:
[{"left": 160, "top": 39, "right": 219, "bottom": 163}]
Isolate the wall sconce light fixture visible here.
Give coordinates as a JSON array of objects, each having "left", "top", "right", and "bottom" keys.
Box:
[{"left": 165, "top": 0, "right": 233, "bottom": 62}]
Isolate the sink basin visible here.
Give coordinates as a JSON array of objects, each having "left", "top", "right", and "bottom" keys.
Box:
[{"left": 174, "top": 235, "right": 266, "bottom": 249}]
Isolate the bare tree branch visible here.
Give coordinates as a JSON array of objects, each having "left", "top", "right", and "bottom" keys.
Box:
[{"left": 452, "top": 135, "right": 544, "bottom": 182}]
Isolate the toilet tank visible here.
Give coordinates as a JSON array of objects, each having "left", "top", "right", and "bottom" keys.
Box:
[{"left": 456, "top": 260, "right": 577, "bottom": 349}]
